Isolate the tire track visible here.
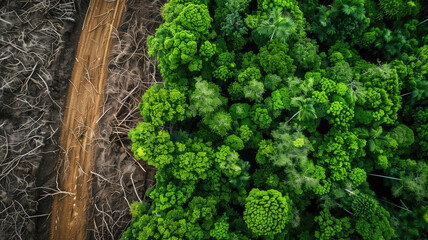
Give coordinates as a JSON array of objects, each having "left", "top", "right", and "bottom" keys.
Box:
[{"left": 49, "top": 1, "right": 126, "bottom": 239}]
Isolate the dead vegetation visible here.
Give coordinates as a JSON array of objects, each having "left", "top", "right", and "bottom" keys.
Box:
[
  {"left": 90, "top": 0, "right": 166, "bottom": 239},
  {"left": 0, "top": 1, "right": 76, "bottom": 239}
]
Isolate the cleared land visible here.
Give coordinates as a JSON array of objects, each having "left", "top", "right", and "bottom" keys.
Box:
[{"left": 49, "top": 1, "right": 126, "bottom": 239}]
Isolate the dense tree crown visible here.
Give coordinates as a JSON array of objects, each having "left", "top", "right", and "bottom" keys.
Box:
[{"left": 123, "top": 0, "right": 428, "bottom": 239}]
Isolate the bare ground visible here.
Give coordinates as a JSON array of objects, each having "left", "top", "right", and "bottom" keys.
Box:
[{"left": 49, "top": 1, "right": 126, "bottom": 239}]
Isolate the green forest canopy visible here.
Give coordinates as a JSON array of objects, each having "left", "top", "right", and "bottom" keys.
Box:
[{"left": 122, "top": 0, "right": 428, "bottom": 239}]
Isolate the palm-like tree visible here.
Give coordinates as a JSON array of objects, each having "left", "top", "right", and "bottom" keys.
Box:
[
  {"left": 256, "top": 8, "right": 297, "bottom": 42},
  {"left": 286, "top": 98, "right": 317, "bottom": 123},
  {"left": 409, "top": 78, "right": 428, "bottom": 104}
]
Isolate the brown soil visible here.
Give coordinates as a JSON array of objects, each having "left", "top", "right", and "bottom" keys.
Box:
[{"left": 49, "top": 1, "right": 126, "bottom": 239}]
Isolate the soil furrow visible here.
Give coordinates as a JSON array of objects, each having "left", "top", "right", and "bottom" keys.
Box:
[{"left": 49, "top": 1, "right": 126, "bottom": 239}]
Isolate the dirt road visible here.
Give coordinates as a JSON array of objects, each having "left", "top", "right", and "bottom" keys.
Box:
[{"left": 50, "top": 1, "right": 126, "bottom": 239}]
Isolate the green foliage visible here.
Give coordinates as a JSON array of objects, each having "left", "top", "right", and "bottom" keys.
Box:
[
  {"left": 172, "top": 139, "right": 214, "bottom": 181},
  {"left": 200, "top": 40, "right": 217, "bottom": 61},
  {"left": 224, "top": 134, "right": 244, "bottom": 151},
  {"left": 244, "top": 80, "right": 265, "bottom": 102},
  {"left": 316, "top": 129, "right": 366, "bottom": 182},
  {"left": 121, "top": 195, "right": 218, "bottom": 240},
  {"left": 229, "top": 103, "right": 250, "bottom": 120},
  {"left": 213, "top": 65, "right": 234, "bottom": 81},
  {"left": 240, "top": 51, "right": 259, "bottom": 69},
  {"left": 129, "top": 122, "right": 175, "bottom": 169},
  {"left": 326, "top": 101, "right": 354, "bottom": 129},
  {"left": 291, "top": 37, "right": 321, "bottom": 70},
  {"left": 291, "top": 98, "right": 317, "bottom": 121},
  {"left": 215, "top": 145, "right": 242, "bottom": 177},
  {"left": 272, "top": 87, "right": 291, "bottom": 110},
  {"left": 263, "top": 74, "right": 283, "bottom": 91},
  {"left": 349, "top": 168, "right": 366, "bottom": 187},
  {"left": 357, "top": 64, "right": 402, "bottom": 125},
  {"left": 355, "top": 205, "right": 395, "bottom": 240},
  {"left": 238, "top": 67, "right": 262, "bottom": 83},
  {"left": 379, "top": 0, "right": 420, "bottom": 19},
  {"left": 149, "top": 177, "right": 196, "bottom": 211},
  {"left": 352, "top": 194, "right": 378, "bottom": 219},
  {"left": 130, "top": 202, "right": 150, "bottom": 218},
  {"left": 140, "top": 84, "right": 187, "bottom": 127},
  {"left": 210, "top": 215, "right": 230, "bottom": 239},
  {"left": 312, "top": 91, "right": 328, "bottom": 104},
  {"left": 252, "top": 107, "right": 272, "bottom": 129},
  {"left": 187, "top": 196, "right": 217, "bottom": 229},
  {"left": 328, "top": 61, "right": 353, "bottom": 83},
  {"left": 203, "top": 110, "right": 233, "bottom": 137},
  {"left": 243, "top": 188, "right": 292, "bottom": 237},
  {"left": 164, "top": 30, "right": 200, "bottom": 71},
  {"left": 189, "top": 79, "right": 225, "bottom": 117},
  {"left": 178, "top": 4, "right": 212, "bottom": 34},
  {"left": 258, "top": 0, "right": 295, "bottom": 11},
  {"left": 255, "top": 139, "right": 274, "bottom": 164},
  {"left": 271, "top": 123, "right": 312, "bottom": 167},
  {"left": 237, "top": 124, "right": 253, "bottom": 143},
  {"left": 412, "top": 108, "right": 428, "bottom": 154},
  {"left": 310, "top": 0, "right": 369, "bottom": 43},
  {"left": 221, "top": 12, "right": 248, "bottom": 37},
  {"left": 409, "top": 79, "right": 428, "bottom": 104},
  {"left": 258, "top": 39, "right": 296, "bottom": 77},
  {"left": 255, "top": 8, "right": 297, "bottom": 43},
  {"left": 387, "top": 124, "right": 414, "bottom": 147},
  {"left": 317, "top": 77, "right": 336, "bottom": 95},
  {"left": 213, "top": 52, "right": 236, "bottom": 81},
  {"left": 390, "top": 159, "right": 427, "bottom": 202},
  {"left": 126, "top": 0, "right": 428, "bottom": 239},
  {"left": 314, "top": 209, "right": 353, "bottom": 240}
]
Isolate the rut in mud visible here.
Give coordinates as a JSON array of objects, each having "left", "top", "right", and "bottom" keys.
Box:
[{"left": 49, "top": 1, "right": 126, "bottom": 239}]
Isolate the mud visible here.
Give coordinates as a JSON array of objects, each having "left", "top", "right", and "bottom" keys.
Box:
[{"left": 49, "top": 1, "right": 126, "bottom": 239}]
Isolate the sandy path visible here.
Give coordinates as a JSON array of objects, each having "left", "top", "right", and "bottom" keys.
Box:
[{"left": 50, "top": 1, "right": 126, "bottom": 239}]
